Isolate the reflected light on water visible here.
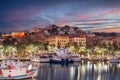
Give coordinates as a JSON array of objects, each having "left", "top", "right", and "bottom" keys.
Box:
[
  {"left": 94, "top": 64, "right": 97, "bottom": 71},
  {"left": 70, "top": 66, "right": 75, "bottom": 80},
  {"left": 35, "top": 62, "right": 120, "bottom": 80},
  {"left": 97, "top": 62, "right": 102, "bottom": 80},
  {"left": 117, "top": 63, "right": 120, "bottom": 68},
  {"left": 97, "top": 75, "right": 101, "bottom": 80},
  {"left": 81, "top": 64, "right": 85, "bottom": 74},
  {"left": 103, "top": 64, "right": 109, "bottom": 71},
  {"left": 77, "top": 66, "right": 81, "bottom": 80},
  {"left": 87, "top": 61, "right": 92, "bottom": 69}
]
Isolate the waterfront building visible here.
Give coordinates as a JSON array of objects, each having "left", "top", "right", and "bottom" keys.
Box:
[
  {"left": 46, "top": 34, "right": 86, "bottom": 47},
  {"left": 46, "top": 36, "right": 58, "bottom": 46},
  {"left": 46, "top": 35, "right": 69, "bottom": 47},
  {"left": 70, "top": 34, "right": 86, "bottom": 46},
  {"left": 57, "top": 35, "right": 69, "bottom": 47}
]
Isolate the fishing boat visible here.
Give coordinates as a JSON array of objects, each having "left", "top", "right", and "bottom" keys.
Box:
[{"left": 0, "top": 59, "right": 36, "bottom": 79}]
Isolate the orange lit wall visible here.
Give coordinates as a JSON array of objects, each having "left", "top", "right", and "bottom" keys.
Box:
[{"left": 11, "top": 32, "right": 25, "bottom": 37}]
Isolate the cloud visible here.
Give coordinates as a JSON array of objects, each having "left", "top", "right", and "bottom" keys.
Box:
[
  {"left": 92, "top": 27, "right": 120, "bottom": 32},
  {"left": 99, "top": 8, "right": 120, "bottom": 16},
  {"left": 1, "top": 0, "right": 120, "bottom": 32}
]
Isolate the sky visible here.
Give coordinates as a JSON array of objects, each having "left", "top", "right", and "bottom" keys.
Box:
[{"left": 0, "top": 0, "right": 120, "bottom": 33}]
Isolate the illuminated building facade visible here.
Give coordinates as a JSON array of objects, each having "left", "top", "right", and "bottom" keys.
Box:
[
  {"left": 70, "top": 35, "right": 86, "bottom": 46},
  {"left": 11, "top": 32, "right": 25, "bottom": 38},
  {"left": 46, "top": 35, "right": 69, "bottom": 47},
  {"left": 46, "top": 34, "right": 86, "bottom": 47}
]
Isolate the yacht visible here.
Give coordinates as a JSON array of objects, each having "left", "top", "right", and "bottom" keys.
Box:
[{"left": 49, "top": 47, "right": 71, "bottom": 64}]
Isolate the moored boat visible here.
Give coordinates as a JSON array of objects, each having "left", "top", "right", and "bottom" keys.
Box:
[
  {"left": 49, "top": 47, "right": 71, "bottom": 64},
  {"left": 50, "top": 56, "right": 70, "bottom": 64},
  {"left": 68, "top": 53, "right": 82, "bottom": 62},
  {"left": 31, "top": 54, "right": 50, "bottom": 63},
  {"left": 109, "top": 57, "right": 120, "bottom": 63},
  {"left": 0, "top": 59, "right": 36, "bottom": 79}
]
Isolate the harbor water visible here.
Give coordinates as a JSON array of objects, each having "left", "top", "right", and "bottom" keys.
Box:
[{"left": 35, "top": 61, "right": 120, "bottom": 80}]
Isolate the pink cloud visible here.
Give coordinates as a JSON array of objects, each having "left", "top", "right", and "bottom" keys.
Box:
[
  {"left": 92, "top": 27, "right": 120, "bottom": 32},
  {"left": 54, "top": 14, "right": 91, "bottom": 26}
]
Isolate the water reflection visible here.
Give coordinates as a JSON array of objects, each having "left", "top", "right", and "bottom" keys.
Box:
[{"left": 36, "top": 62, "right": 120, "bottom": 80}]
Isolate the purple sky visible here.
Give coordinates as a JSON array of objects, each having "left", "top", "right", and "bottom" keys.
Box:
[{"left": 0, "top": 0, "right": 120, "bottom": 32}]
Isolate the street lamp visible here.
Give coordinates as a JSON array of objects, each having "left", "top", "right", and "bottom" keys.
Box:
[{"left": 87, "top": 49, "right": 91, "bottom": 58}]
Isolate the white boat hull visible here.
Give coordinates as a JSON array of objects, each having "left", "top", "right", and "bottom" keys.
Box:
[
  {"left": 109, "top": 58, "right": 120, "bottom": 63},
  {"left": 31, "top": 58, "right": 50, "bottom": 63},
  {"left": 0, "top": 59, "right": 37, "bottom": 79},
  {"left": 72, "top": 58, "right": 82, "bottom": 62},
  {"left": 0, "top": 68, "right": 36, "bottom": 79}
]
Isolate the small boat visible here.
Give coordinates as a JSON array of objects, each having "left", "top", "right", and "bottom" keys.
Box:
[
  {"left": 68, "top": 53, "right": 82, "bottom": 62},
  {"left": 50, "top": 56, "right": 70, "bottom": 64},
  {"left": 31, "top": 54, "right": 50, "bottom": 63},
  {"left": 0, "top": 59, "right": 36, "bottom": 79},
  {"left": 109, "top": 57, "right": 120, "bottom": 63}
]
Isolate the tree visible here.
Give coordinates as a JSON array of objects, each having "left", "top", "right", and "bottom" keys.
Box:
[
  {"left": 44, "top": 42, "right": 49, "bottom": 50},
  {"left": 0, "top": 44, "right": 4, "bottom": 58},
  {"left": 17, "top": 43, "right": 27, "bottom": 58},
  {"left": 5, "top": 45, "right": 17, "bottom": 58},
  {"left": 2, "top": 38, "right": 11, "bottom": 45}
]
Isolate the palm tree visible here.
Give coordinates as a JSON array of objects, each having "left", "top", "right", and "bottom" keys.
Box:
[
  {"left": 48, "top": 44, "right": 55, "bottom": 53},
  {"left": 67, "top": 45, "right": 75, "bottom": 53},
  {"left": 5, "top": 45, "right": 17, "bottom": 58},
  {"left": 0, "top": 44, "right": 5, "bottom": 59},
  {"left": 32, "top": 42, "right": 44, "bottom": 50},
  {"left": 86, "top": 49, "right": 92, "bottom": 58},
  {"left": 26, "top": 44, "right": 33, "bottom": 58},
  {"left": 17, "top": 43, "right": 27, "bottom": 58},
  {"left": 79, "top": 47, "right": 86, "bottom": 55}
]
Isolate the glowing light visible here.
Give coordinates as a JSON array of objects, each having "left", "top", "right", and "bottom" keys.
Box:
[
  {"left": 70, "top": 66, "right": 75, "bottom": 80},
  {"left": 103, "top": 64, "right": 109, "bottom": 71}
]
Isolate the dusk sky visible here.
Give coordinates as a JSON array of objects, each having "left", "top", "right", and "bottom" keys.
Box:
[{"left": 1, "top": 0, "right": 120, "bottom": 33}]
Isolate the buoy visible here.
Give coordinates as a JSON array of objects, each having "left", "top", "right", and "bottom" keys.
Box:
[
  {"left": 8, "top": 73, "right": 11, "bottom": 78},
  {"left": 26, "top": 70, "right": 29, "bottom": 73}
]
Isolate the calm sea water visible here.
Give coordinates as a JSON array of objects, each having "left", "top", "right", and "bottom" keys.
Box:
[{"left": 35, "top": 61, "right": 120, "bottom": 80}]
